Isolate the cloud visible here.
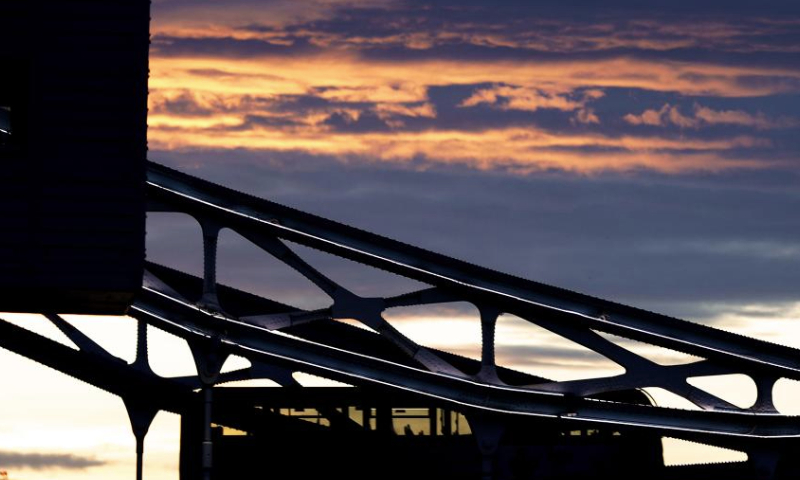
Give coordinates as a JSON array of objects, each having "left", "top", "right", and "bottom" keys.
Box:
[
  {"left": 573, "top": 108, "right": 600, "bottom": 124},
  {"left": 694, "top": 105, "right": 799, "bottom": 129},
  {"left": 144, "top": 10, "right": 800, "bottom": 175},
  {"left": 151, "top": 1, "right": 800, "bottom": 58},
  {"left": 459, "top": 85, "right": 604, "bottom": 114},
  {"left": 624, "top": 104, "right": 697, "bottom": 127},
  {"left": 624, "top": 103, "right": 799, "bottom": 129},
  {"left": 0, "top": 451, "right": 105, "bottom": 470},
  {"left": 147, "top": 87, "right": 436, "bottom": 134},
  {"left": 148, "top": 122, "right": 772, "bottom": 174},
  {"left": 150, "top": 47, "right": 800, "bottom": 99},
  {"left": 151, "top": 0, "right": 394, "bottom": 34}
]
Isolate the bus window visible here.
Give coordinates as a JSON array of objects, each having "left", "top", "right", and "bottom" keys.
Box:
[{"left": 393, "top": 408, "right": 431, "bottom": 436}]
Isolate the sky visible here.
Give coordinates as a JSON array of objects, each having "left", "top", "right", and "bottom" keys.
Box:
[{"left": 2, "top": 0, "right": 800, "bottom": 478}]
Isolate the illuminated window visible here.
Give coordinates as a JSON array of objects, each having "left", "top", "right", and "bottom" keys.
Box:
[{"left": 392, "top": 408, "right": 431, "bottom": 436}]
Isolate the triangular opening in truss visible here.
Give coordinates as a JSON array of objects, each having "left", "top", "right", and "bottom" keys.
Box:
[
  {"left": 146, "top": 212, "right": 204, "bottom": 278},
  {"left": 218, "top": 378, "right": 283, "bottom": 388},
  {"left": 293, "top": 372, "right": 353, "bottom": 387},
  {"left": 0, "top": 313, "right": 77, "bottom": 350},
  {"left": 643, "top": 387, "right": 701, "bottom": 410},
  {"left": 63, "top": 314, "right": 138, "bottom": 364},
  {"left": 495, "top": 314, "right": 624, "bottom": 382},
  {"left": 215, "top": 356, "right": 288, "bottom": 387},
  {"left": 686, "top": 374, "right": 756, "bottom": 409},
  {"left": 220, "top": 354, "right": 252, "bottom": 373},
  {"left": 146, "top": 324, "right": 199, "bottom": 378},
  {"left": 333, "top": 318, "right": 380, "bottom": 334},
  {"left": 774, "top": 379, "right": 800, "bottom": 415},
  {"left": 217, "top": 229, "right": 332, "bottom": 311},
  {"left": 383, "top": 302, "right": 483, "bottom": 364},
  {"left": 662, "top": 437, "right": 747, "bottom": 466},
  {"left": 283, "top": 240, "right": 431, "bottom": 299},
  {"left": 593, "top": 330, "right": 704, "bottom": 366}
]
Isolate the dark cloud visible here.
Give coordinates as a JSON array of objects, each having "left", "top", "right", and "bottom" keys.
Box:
[
  {"left": 735, "top": 75, "right": 800, "bottom": 94},
  {"left": 149, "top": 77, "right": 798, "bottom": 155},
  {"left": 322, "top": 110, "right": 392, "bottom": 132},
  {"left": 151, "top": 91, "right": 218, "bottom": 116},
  {"left": 0, "top": 451, "right": 105, "bottom": 470},
  {"left": 150, "top": 91, "right": 275, "bottom": 117},
  {"left": 399, "top": 0, "right": 800, "bottom": 15},
  {"left": 151, "top": 35, "right": 321, "bottom": 58},
  {"left": 150, "top": 1, "right": 800, "bottom": 71},
  {"left": 235, "top": 114, "right": 304, "bottom": 130}
]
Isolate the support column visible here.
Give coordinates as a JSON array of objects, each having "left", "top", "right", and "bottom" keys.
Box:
[
  {"left": 123, "top": 400, "right": 158, "bottom": 480},
  {"left": 135, "top": 437, "right": 144, "bottom": 480},
  {"left": 753, "top": 376, "right": 779, "bottom": 413},
  {"left": 125, "top": 322, "right": 158, "bottom": 480},
  {"left": 751, "top": 449, "right": 780, "bottom": 480},
  {"left": 376, "top": 405, "right": 392, "bottom": 436},
  {"left": 132, "top": 320, "right": 152, "bottom": 373},
  {"left": 190, "top": 340, "right": 228, "bottom": 480},
  {"left": 202, "top": 387, "right": 213, "bottom": 480},
  {"left": 478, "top": 306, "right": 501, "bottom": 383},
  {"left": 199, "top": 220, "right": 222, "bottom": 311},
  {"left": 469, "top": 415, "right": 504, "bottom": 480}
]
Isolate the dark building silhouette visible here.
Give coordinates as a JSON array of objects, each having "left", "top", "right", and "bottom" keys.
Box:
[
  {"left": 180, "top": 387, "right": 664, "bottom": 480},
  {"left": 0, "top": 1, "right": 149, "bottom": 313}
]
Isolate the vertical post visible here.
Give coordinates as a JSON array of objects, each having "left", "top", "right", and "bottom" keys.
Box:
[
  {"left": 478, "top": 307, "right": 501, "bottom": 383},
  {"left": 469, "top": 415, "right": 504, "bottom": 480},
  {"left": 750, "top": 449, "right": 779, "bottom": 480},
  {"left": 135, "top": 436, "right": 144, "bottom": 480},
  {"left": 362, "top": 404, "right": 371, "bottom": 431},
  {"left": 123, "top": 400, "right": 157, "bottom": 480},
  {"left": 376, "top": 405, "right": 392, "bottom": 435},
  {"left": 190, "top": 341, "right": 228, "bottom": 480},
  {"left": 202, "top": 386, "right": 213, "bottom": 480},
  {"left": 133, "top": 320, "right": 152, "bottom": 373},
  {"left": 200, "top": 220, "right": 222, "bottom": 311},
  {"left": 753, "top": 376, "right": 778, "bottom": 413}
]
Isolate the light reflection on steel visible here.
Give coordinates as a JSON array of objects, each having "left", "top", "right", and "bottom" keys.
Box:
[{"left": 1, "top": 160, "right": 799, "bottom": 478}]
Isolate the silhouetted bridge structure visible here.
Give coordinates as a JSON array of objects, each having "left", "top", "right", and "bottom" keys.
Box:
[
  {"left": 1, "top": 1, "right": 799, "bottom": 479},
  {"left": 1, "top": 161, "right": 799, "bottom": 478}
]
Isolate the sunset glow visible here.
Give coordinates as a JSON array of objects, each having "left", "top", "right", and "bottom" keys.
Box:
[{"left": 2, "top": 1, "right": 799, "bottom": 479}]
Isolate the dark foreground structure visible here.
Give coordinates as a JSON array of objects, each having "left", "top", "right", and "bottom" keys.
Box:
[
  {"left": 181, "top": 387, "right": 663, "bottom": 480},
  {"left": 2, "top": 1, "right": 800, "bottom": 480},
  {"left": 0, "top": 1, "right": 148, "bottom": 313}
]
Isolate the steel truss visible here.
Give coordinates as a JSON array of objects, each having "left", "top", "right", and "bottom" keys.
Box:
[{"left": 1, "top": 160, "right": 799, "bottom": 479}]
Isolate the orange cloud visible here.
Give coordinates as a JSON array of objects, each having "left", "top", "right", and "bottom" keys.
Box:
[
  {"left": 573, "top": 108, "right": 600, "bottom": 124},
  {"left": 146, "top": 11, "right": 800, "bottom": 176},
  {"left": 151, "top": 0, "right": 394, "bottom": 33},
  {"left": 149, "top": 54, "right": 800, "bottom": 103},
  {"left": 152, "top": 9, "right": 800, "bottom": 56},
  {"left": 694, "top": 105, "right": 799, "bottom": 129},
  {"left": 148, "top": 121, "right": 772, "bottom": 174},
  {"left": 459, "top": 85, "right": 602, "bottom": 112},
  {"left": 624, "top": 103, "right": 799, "bottom": 129}
]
